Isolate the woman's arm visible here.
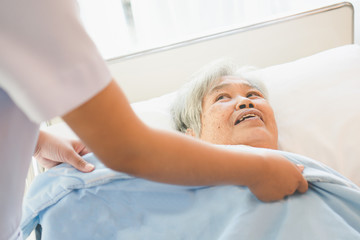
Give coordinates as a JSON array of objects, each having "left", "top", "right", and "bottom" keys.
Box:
[{"left": 63, "top": 80, "right": 308, "bottom": 202}]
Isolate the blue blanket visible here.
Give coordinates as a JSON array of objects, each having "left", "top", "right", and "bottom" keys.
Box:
[{"left": 21, "top": 146, "right": 360, "bottom": 240}]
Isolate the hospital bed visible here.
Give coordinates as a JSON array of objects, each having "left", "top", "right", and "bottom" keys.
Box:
[{"left": 23, "top": 2, "right": 360, "bottom": 239}]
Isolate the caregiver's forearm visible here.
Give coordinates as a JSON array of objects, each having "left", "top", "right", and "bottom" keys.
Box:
[{"left": 121, "top": 126, "right": 268, "bottom": 186}]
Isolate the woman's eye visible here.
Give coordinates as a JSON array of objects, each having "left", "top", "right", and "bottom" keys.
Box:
[
  {"left": 216, "top": 95, "right": 225, "bottom": 101},
  {"left": 247, "top": 92, "right": 262, "bottom": 98},
  {"left": 215, "top": 95, "right": 228, "bottom": 101}
]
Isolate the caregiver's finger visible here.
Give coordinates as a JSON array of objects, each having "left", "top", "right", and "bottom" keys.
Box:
[
  {"left": 297, "top": 176, "right": 308, "bottom": 194},
  {"left": 65, "top": 151, "right": 95, "bottom": 173}
]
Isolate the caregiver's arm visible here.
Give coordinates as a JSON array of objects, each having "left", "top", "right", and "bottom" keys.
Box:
[{"left": 63, "top": 80, "right": 308, "bottom": 202}]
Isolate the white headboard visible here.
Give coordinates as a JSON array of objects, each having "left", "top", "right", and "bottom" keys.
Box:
[{"left": 107, "top": 2, "right": 354, "bottom": 103}]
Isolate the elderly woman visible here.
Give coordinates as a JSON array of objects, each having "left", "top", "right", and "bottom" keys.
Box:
[{"left": 172, "top": 60, "right": 277, "bottom": 149}]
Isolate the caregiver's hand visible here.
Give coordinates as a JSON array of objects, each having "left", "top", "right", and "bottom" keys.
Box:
[
  {"left": 33, "top": 130, "right": 94, "bottom": 172},
  {"left": 248, "top": 152, "right": 308, "bottom": 202}
]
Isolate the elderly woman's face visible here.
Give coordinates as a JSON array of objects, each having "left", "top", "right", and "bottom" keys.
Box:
[{"left": 199, "top": 76, "right": 278, "bottom": 149}]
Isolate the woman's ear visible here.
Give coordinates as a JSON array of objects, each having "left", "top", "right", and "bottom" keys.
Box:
[{"left": 185, "top": 128, "right": 196, "bottom": 137}]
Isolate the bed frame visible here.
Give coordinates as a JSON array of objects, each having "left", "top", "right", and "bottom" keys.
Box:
[{"left": 107, "top": 2, "right": 354, "bottom": 103}]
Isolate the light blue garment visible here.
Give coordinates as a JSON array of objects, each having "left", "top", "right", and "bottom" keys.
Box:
[{"left": 21, "top": 146, "right": 360, "bottom": 240}]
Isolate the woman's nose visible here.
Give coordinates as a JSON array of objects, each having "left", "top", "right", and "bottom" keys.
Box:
[{"left": 235, "top": 98, "right": 254, "bottom": 110}]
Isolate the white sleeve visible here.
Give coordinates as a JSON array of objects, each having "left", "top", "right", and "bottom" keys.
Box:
[{"left": 0, "top": 0, "right": 112, "bottom": 124}]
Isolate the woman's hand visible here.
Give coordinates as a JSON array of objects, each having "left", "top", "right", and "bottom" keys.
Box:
[
  {"left": 248, "top": 152, "right": 308, "bottom": 202},
  {"left": 34, "top": 130, "right": 94, "bottom": 172}
]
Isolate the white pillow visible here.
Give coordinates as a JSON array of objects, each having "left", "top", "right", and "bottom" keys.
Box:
[
  {"left": 131, "top": 92, "right": 177, "bottom": 131},
  {"left": 133, "top": 44, "right": 360, "bottom": 185}
]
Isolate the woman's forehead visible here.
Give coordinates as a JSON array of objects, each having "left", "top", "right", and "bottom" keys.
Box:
[
  {"left": 207, "top": 76, "right": 253, "bottom": 95},
  {"left": 218, "top": 76, "right": 252, "bottom": 87}
]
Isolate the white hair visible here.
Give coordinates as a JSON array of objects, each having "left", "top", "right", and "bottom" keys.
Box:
[{"left": 171, "top": 59, "right": 268, "bottom": 137}]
